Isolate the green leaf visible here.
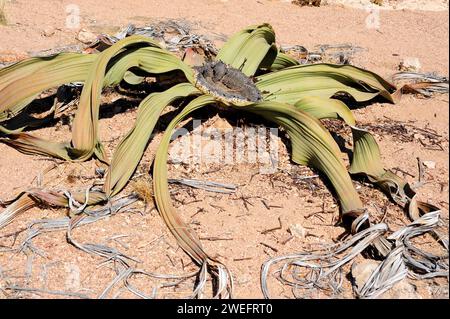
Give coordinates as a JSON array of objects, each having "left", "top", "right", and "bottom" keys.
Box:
[
  {"left": 153, "top": 94, "right": 216, "bottom": 264},
  {"left": 0, "top": 54, "right": 97, "bottom": 122},
  {"left": 349, "top": 126, "right": 411, "bottom": 206},
  {"left": 123, "top": 70, "right": 146, "bottom": 85},
  {"left": 270, "top": 52, "right": 300, "bottom": 71},
  {"left": 349, "top": 127, "right": 386, "bottom": 177},
  {"left": 71, "top": 36, "right": 164, "bottom": 160},
  {"left": 256, "top": 63, "right": 396, "bottom": 104},
  {"left": 235, "top": 101, "right": 364, "bottom": 215},
  {"left": 0, "top": 132, "right": 74, "bottom": 159},
  {"left": 104, "top": 83, "right": 200, "bottom": 196},
  {"left": 216, "top": 24, "right": 278, "bottom": 76},
  {"left": 0, "top": 37, "right": 194, "bottom": 162},
  {"left": 294, "top": 96, "right": 356, "bottom": 126},
  {"left": 292, "top": 97, "right": 414, "bottom": 209},
  {"left": 103, "top": 46, "right": 195, "bottom": 86}
]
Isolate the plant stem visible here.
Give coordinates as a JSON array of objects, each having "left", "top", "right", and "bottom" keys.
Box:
[{"left": 0, "top": 0, "right": 7, "bottom": 26}]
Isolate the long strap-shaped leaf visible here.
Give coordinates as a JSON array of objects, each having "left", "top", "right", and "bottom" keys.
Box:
[
  {"left": 143, "top": 94, "right": 233, "bottom": 297},
  {"left": 0, "top": 133, "right": 74, "bottom": 158},
  {"left": 0, "top": 46, "right": 192, "bottom": 125},
  {"left": 349, "top": 127, "right": 421, "bottom": 206},
  {"left": 103, "top": 46, "right": 195, "bottom": 85},
  {"left": 293, "top": 96, "right": 442, "bottom": 228},
  {"left": 348, "top": 126, "right": 445, "bottom": 249},
  {"left": 250, "top": 97, "right": 404, "bottom": 255},
  {"left": 294, "top": 96, "right": 356, "bottom": 126},
  {"left": 104, "top": 83, "right": 200, "bottom": 196},
  {"left": 71, "top": 36, "right": 165, "bottom": 161},
  {"left": 256, "top": 63, "right": 396, "bottom": 104},
  {"left": 292, "top": 96, "right": 428, "bottom": 210},
  {"left": 0, "top": 54, "right": 97, "bottom": 122},
  {"left": 0, "top": 37, "right": 158, "bottom": 159},
  {"left": 1, "top": 38, "right": 194, "bottom": 162},
  {"left": 153, "top": 94, "right": 216, "bottom": 264},
  {"left": 292, "top": 96, "right": 412, "bottom": 205},
  {"left": 216, "top": 24, "right": 278, "bottom": 77},
  {"left": 270, "top": 52, "right": 300, "bottom": 72},
  {"left": 235, "top": 101, "right": 364, "bottom": 215}
]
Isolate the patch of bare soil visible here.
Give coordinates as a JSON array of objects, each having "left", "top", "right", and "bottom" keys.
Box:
[
  {"left": 326, "top": 0, "right": 449, "bottom": 11},
  {"left": 0, "top": 0, "right": 448, "bottom": 299}
]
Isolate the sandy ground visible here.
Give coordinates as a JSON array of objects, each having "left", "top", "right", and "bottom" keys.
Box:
[
  {"left": 327, "top": 0, "right": 449, "bottom": 11},
  {"left": 0, "top": 0, "right": 448, "bottom": 299}
]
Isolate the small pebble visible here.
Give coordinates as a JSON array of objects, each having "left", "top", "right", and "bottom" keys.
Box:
[
  {"left": 399, "top": 57, "right": 421, "bottom": 72},
  {"left": 77, "top": 29, "right": 97, "bottom": 44},
  {"left": 289, "top": 224, "right": 307, "bottom": 238},
  {"left": 423, "top": 160, "right": 436, "bottom": 169},
  {"left": 42, "top": 27, "right": 56, "bottom": 37}
]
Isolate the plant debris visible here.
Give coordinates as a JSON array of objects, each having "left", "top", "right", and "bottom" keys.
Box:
[
  {"left": 280, "top": 43, "right": 364, "bottom": 65},
  {"left": 392, "top": 72, "right": 449, "bottom": 97},
  {"left": 359, "top": 116, "right": 448, "bottom": 151},
  {"left": 292, "top": 0, "right": 322, "bottom": 7}
]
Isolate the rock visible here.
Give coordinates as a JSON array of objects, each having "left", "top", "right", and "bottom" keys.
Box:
[
  {"left": 399, "top": 57, "right": 422, "bottom": 72},
  {"left": 182, "top": 47, "right": 206, "bottom": 67},
  {"left": 42, "top": 27, "right": 55, "bottom": 37},
  {"left": 289, "top": 224, "right": 308, "bottom": 238},
  {"left": 76, "top": 29, "right": 97, "bottom": 44},
  {"left": 168, "top": 36, "right": 181, "bottom": 45},
  {"left": 352, "top": 260, "right": 422, "bottom": 299},
  {"left": 209, "top": 115, "right": 233, "bottom": 130},
  {"left": 64, "top": 263, "right": 81, "bottom": 291},
  {"left": 382, "top": 280, "right": 422, "bottom": 299},
  {"left": 351, "top": 259, "right": 380, "bottom": 291},
  {"left": 423, "top": 160, "right": 436, "bottom": 169},
  {"left": 414, "top": 133, "right": 425, "bottom": 140}
]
